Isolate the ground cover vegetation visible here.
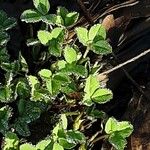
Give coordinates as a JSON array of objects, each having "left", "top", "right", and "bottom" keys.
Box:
[{"left": 0, "top": 0, "right": 133, "bottom": 149}]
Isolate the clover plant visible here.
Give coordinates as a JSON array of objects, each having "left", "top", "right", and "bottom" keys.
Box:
[{"left": 0, "top": 0, "right": 133, "bottom": 150}]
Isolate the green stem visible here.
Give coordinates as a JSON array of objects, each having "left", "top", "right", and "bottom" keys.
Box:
[{"left": 83, "top": 47, "right": 90, "bottom": 58}]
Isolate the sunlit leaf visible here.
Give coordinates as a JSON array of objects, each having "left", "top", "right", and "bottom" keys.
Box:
[
  {"left": 3, "top": 132, "right": 19, "bottom": 150},
  {"left": 92, "top": 88, "right": 113, "bottom": 104},
  {"left": 38, "top": 30, "right": 51, "bottom": 45},
  {"left": 88, "top": 24, "right": 106, "bottom": 42},
  {"left": 53, "top": 142, "right": 64, "bottom": 150},
  {"left": 61, "top": 114, "right": 68, "bottom": 130},
  {"left": 75, "top": 27, "right": 88, "bottom": 46},
  {"left": 21, "top": 9, "right": 42, "bottom": 23},
  {"left": 20, "top": 143, "right": 36, "bottom": 150},
  {"left": 38, "top": 69, "right": 52, "bottom": 79},
  {"left": 109, "top": 133, "right": 127, "bottom": 150},
  {"left": 84, "top": 75, "right": 99, "bottom": 97},
  {"left": 64, "top": 45, "right": 77, "bottom": 64}
]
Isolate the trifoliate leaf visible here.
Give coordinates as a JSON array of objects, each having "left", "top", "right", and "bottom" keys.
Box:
[
  {"left": 75, "top": 27, "right": 88, "bottom": 46},
  {"left": 38, "top": 30, "right": 51, "bottom": 45},
  {"left": 64, "top": 45, "right": 77, "bottom": 63},
  {"left": 21, "top": 9, "right": 42, "bottom": 23},
  {"left": 38, "top": 69, "right": 52, "bottom": 79},
  {"left": 105, "top": 117, "right": 133, "bottom": 136},
  {"left": 33, "top": 0, "right": 50, "bottom": 15},
  {"left": 92, "top": 88, "right": 113, "bottom": 104},
  {"left": 65, "top": 12, "right": 79, "bottom": 27},
  {"left": 88, "top": 24, "right": 106, "bottom": 42},
  {"left": 91, "top": 40, "right": 112, "bottom": 55}
]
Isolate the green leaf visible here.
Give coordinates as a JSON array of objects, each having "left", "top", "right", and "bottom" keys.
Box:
[
  {"left": 65, "top": 12, "right": 79, "bottom": 27},
  {"left": 59, "top": 138, "right": 76, "bottom": 149},
  {"left": 38, "top": 69, "right": 52, "bottom": 79},
  {"left": 61, "top": 114, "right": 68, "bottom": 130},
  {"left": 92, "top": 88, "right": 113, "bottom": 104},
  {"left": 84, "top": 75, "right": 99, "bottom": 97},
  {"left": 55, "top": 16, "right": 64, "bottom": 26},
  {"left": 0, "top": 86, "right": 13, "bottom": 103},
  {"left": 82, "top": 94, "right": 93, "bottom": 106},
  {"left": 0, "top": 31, "right": 9, "bottom": 46},
  {"left": 0, "top": 10, "right": 16, "bottom": 31},
  {"left": 42, "top": 14, "right": 56, "bottom": 25},
  {"left": 38, "top": 30, "right": 51, "bottom": 45},
  {"left": 20, "top": 143, "right": 36, "bottom": 150},
  {"left": 57, "top": 60, "right": 67, "bottom": 70},
  {"left": 52, "top": 123, "right": 60, "bottom": 136},
  {"left": 105, "top": 117, "right": 133, "bottom": 136},
  {"left": 61, "top": 82, "right": 77, "bottom": 94},
  {"left": 67, "top": 130, "right": 86, "bottom": 143},
  {"left": 109, "top": 133, "right": 127, "bottom": 150},
  {"left": 61, "top": 63, "right": 87, "bottom": 77},
  {"left": 75, "top": 27, "right": 88, "bottom": 46},
  {"left": 36, "top": 139, "right": 51, "bottom": 150},
  {"left": 105, "top": 117, "right": 120, "bottom": 134},
  {"left": 3, "top": 132, "right": 19, "bottom": 150},
  {"left": 51, "top": 27, "right": 65, "bottom": 42},
  {"left": 0, "top": 106, "right": 12, "bottom": 135},
  {"left": 33, "top": 0, "right": 50, "bottom": 15},
  {"left": 57, "top": 7, "right": 68, "bottom": 20},
  {"left": 14, "top": 119, "right": 31, "bottom": 137},
  {"left": 50, "top": 73, "right": 70, "bottom": 95},
  {"left": 88, "top": 24, "right": 106, "bottom": 42},
  {"left": 48, "top": 39, "right": 62, "bottom": 57},
  {"left": 0, "top": 47, "right": 9, "bottom": 64},
  {"left": 91, "top": 40, "right": 112, "bottom": 55},
  {"left": 16, "top": 79, "right": 30, "bottom": 98},
  {"left": 53, "top": 143, "right": 64, "bottom": 150},
  {"left": 64, "top": 45, "right": 77, "bottom": 63},
  {"left": 21, "top": 9, "right": 42, "bottom": 23}
]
